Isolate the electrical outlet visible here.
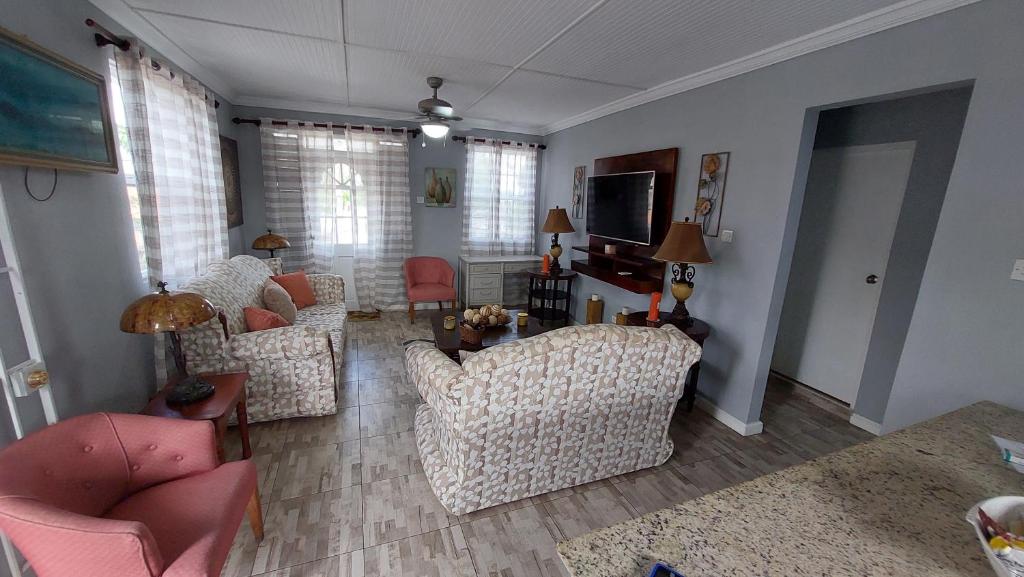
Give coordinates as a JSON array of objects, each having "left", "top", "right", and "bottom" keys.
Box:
[
  {"left": 720, "top": 229, "right": 734, "bottom": 243},
  {"left": 1011, "top": 259, "right": 1024, "bottom": 282},
  {"left": 416, "top": 196, "right": 425, "bottom": 204}
]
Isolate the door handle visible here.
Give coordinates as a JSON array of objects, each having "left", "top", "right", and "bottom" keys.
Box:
[{"left": 866, "top": 274, "right": 879, "bottom": 284}]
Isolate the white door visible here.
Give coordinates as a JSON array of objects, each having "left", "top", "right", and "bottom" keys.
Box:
[{"left": 772, "top": 142, "right": 915, "bottom": 404}]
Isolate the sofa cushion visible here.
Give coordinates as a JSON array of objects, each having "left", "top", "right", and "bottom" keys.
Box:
[
  {"left": 272, "top": 271, "right": 317, "bottom": 309},
  {"left": 105, "top": 461, "right": 256, "bottom": 577},
  {"left": 263, "top": 280, "right": 297, "bottom": 323},
  {"left": 244, "top": 307, "right": 291, "bottom": 332},
  {"left": 408, "top": 282, "right": 456, "bottom": 302}
]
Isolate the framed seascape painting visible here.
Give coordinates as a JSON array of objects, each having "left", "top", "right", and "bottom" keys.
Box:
[
  {"left": 425, "top": 167, "right": 455, "bottom": 207},
  {"left": 0, "top": 26, "right": 118, "bottom": 173}
]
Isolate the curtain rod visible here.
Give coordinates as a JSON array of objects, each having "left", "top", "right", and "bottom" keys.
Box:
[
  {"left": 85, "top": 18, "right": 220, "bottom": 108},
  {"left": 232, "top": 117, "right": 421, "bottom": 138},
  {"left": 451, "top": 135, "right": 546, "bottom": 150}
]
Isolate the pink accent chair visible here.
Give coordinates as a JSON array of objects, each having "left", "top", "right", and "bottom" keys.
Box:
[
  {"left": 0, "top": 413, "right": 263, "bottom": 577},
  {"left": 404, "top": 256, "right": 457, "bottom": 323}
]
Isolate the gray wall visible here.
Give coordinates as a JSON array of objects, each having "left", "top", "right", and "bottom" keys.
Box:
[
  {"left": 803, "top": 87, "right": 972, "bottom": 424},
  {"left": 232, "top": 106, "right": 544, "bottom": 275},
  {"left": 541, "top": 0, "right": 1024, "bottom": 432}
]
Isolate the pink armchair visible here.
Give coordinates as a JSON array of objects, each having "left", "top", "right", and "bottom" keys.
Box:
[
  {"left": 404, "top": 256, "right": 457, "bottom": 323},
  {"left": 0, "top": 413, "right": 262, "bottom": 577}
]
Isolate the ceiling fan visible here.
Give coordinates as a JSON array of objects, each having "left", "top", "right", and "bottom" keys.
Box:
[{"left": 412, "top": 76, "right": 462, "bottom": 139}]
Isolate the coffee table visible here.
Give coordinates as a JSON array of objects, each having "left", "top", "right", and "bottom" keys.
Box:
[{"left": 427, "top": 308, "right": 566, "bottom": 361}]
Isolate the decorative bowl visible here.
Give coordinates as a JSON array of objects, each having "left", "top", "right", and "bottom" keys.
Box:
[{"left": 966, "top": 495, "right": 1024, "bottom": 577}]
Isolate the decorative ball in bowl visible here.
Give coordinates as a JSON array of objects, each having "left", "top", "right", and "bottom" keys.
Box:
[{"left": 461, "top": 305, "right": 511, "bottom": 330}]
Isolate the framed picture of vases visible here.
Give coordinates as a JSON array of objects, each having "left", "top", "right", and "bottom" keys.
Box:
[{"left": 425, "top": 167, "right": 456, "bottom": 207}]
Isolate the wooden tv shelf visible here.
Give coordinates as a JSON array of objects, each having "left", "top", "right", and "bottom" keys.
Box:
[{"left": 569, "top": 147, "right": 677, "bottom": 295}]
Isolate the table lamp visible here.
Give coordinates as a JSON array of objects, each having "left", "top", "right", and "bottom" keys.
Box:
[
  {"left": 120, "top": 281, "right": 218, "bottom": 404},
  {"left": 251, "top": 229, "right": 290, "bottom": 257},
  {"left": 653, "top": 219, "right": 712, "bottom": 326},
  {"left": 541, "top": 206, "right": 574, "bottom": 274}
]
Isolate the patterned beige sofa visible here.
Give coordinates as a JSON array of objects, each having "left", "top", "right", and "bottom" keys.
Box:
[
  {"left": 179, "top": 255, "right": 346, "bottom": 422},
  {"left": 407, "top": 323, "right": 702, "bottom": 515}
]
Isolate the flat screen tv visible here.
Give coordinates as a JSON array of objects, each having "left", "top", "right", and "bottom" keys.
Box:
[{"left": 586, "top": 171, "right": 656, "bottom": 245}]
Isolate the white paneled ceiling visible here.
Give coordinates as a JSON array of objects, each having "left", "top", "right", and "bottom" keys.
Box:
[{"left": 90, "top": 0, "right": 977, "bottom": 134}]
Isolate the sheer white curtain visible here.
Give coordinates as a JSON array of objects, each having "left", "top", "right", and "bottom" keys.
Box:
[
  {"left": 114, "top": 49, "right": 228, "bottom": 289},
  {"left": 461, "top": 139, "right": 537, "bottom": 255},
  {"left": 261, "top": 122, "right": 411, "bottom": 311}
]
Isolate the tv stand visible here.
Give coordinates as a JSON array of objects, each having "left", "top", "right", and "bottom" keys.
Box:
[{"left": 570, "top": 147, "right": 678, "bottom": 295}]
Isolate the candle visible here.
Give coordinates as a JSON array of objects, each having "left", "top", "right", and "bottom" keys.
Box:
[
  {"left": 517, "top": 312, "right": 529, "bottom": 327},
  {"left": 541, "top": 254, "right": 550, "bottom": 273},
  {"left": 647, "top": 292, "right": 662, "bottom": 321}
]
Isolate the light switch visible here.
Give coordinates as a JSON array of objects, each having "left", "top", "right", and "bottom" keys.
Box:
[
  {"left": 720, "top": 229, "right": 734, "bottom": 243},
  {"left": 1011, "top": 259, "right": 1024, "bottom": 282}
]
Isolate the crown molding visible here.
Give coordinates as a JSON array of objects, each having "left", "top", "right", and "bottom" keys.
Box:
[
  {"left": 88, "top": 0, "right": 237, "bottom": 100},
  {"left": 232, "top": 95, "right": 546, "bottom": 136},
  {"left": 540, "top": 0, "right": 981, "bottom": 135}
]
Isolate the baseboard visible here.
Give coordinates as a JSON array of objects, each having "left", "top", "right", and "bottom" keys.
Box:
[
  {"left": 695, "top": 397, "right": 764, "bottom": 436},
  {"left": 849, "top": 413, "right": 883, "bottom": 436}
]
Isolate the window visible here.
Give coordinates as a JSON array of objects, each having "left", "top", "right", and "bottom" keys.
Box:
[
  {"left": 324, "top": 161, "right": 368, "bottom": 247},
  {"left": 107, "top": 58, "right": 146, "bottom": 281},
  {"left": 462, "top": 140, "right": 538, "bottom": 255}
]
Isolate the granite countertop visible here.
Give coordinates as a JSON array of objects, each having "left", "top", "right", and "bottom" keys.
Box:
[{"left": 557, "top": 402, "right": 1024, "bottom": 577}]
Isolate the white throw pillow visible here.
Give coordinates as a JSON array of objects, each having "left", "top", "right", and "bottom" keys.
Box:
[{"left": 263, "top": 279, "right": 297, "bottom": 324}]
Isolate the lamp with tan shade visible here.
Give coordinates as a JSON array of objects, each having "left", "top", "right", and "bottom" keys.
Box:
[
  {"left": 653, "top": 219, "right": 712, "bottom": 326},
  {"left": 541, "top": 206, "right": 575, "bottom": 274},
  {"left": 120, "top": 281, "right": 218, "bottom": 404},
  {"left": 251, "top": 229, "right": 291, "bottom": 257}
]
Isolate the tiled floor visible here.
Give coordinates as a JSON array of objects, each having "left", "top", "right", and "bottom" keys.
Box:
[{"left": 221, "top": 312, "right": 874, "bottom": 577}]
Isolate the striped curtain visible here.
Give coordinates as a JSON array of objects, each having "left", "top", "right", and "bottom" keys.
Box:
[
  {"left": 461, "top": 139, "right": 537, "bottom": 255},
  {"left": 261, "top": 123, "right": 411, "bottom": 312},
  {"left": 114, "top": 49, "right": 228, "bottom": 289}
]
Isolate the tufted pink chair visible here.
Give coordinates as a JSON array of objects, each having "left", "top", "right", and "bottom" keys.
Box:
[
  {"left": 0, "top": 413, "right": 262, "bottom": 577},
  {"left": 404, "top": 256, "right": 457, "bottom": 323}
]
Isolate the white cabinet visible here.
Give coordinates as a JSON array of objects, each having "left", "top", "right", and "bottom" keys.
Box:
[{"left": 459, "top": 255, "right": 542, "bottom": 308}]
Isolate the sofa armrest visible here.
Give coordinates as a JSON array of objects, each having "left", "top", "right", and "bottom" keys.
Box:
[
  {"left": 405, "top": 342, "right": 463, "bottom": 399},
  {"left": 308, "top": 273, "right": 345, "bottom": 304},
  {"left": 180, "top": 316, "right": 228, "bottom": 364},
  {"left": 229, "top": 325, "right": 331, "bottom": 361},
  {"left": 0, "top": 497, "right": 164, "bottom": 577}
]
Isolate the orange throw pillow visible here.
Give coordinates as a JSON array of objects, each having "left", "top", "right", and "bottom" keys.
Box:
[
  {"left": 271, "top": 271, "right": 317, "bottom": 309},
  {"left": 244, "top": 307, "right": 291, "bottom": 332}
]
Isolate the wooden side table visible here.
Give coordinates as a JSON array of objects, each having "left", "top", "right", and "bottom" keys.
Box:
[
  {"left": 527, "top": 270, "right": 577, "bottom": 325},
  {"left": 626, "top": 312, "right": 711, "bottom": 412},
  {"left": 142, "top": 371, "right": 252, "bottom": 463}
]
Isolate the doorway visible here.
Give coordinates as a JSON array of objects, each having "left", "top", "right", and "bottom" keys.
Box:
[
  {"left": 768, "top": 85, "right": 973, "bottom": 425},
  {"left": 772, "top": 142, "right": 914, "bottom": 404}
]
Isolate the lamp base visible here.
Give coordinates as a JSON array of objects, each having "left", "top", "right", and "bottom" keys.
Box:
[
  {"left": 166, "top": 375, "right": 216, "bottom": 405},
  {"left": 667, "top": 299, "right": 693, "bottom": 328}
]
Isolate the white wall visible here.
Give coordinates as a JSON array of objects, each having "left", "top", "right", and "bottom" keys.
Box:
[{"left": 541, "top": 0, "right": 1024, "bottom": 433}]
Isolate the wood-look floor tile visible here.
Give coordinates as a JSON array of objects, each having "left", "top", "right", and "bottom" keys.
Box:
[
  {"left": 222, "top": 523, "right": 258, "bottom": 577},
  {"left": 363, "top": 526, "right": 476, "bottom": 577},
  {"left": 361, "top": 431, "right": 423, "bottom": 483},
  {"left": 341, "top": 362, "right": 359, "bottom": 383},
  {"left": 338, "top": 380, "right": 359, "bottom": 408},
  {"left": 362, "top": 472, "right": 458, "bottom": 547},
  {"left": 271, "top": 441, "right": 361, "bottom": 501},
  {"left": 463, "top": 505, "right": 568, "bottom": 577},
  {"left": 252, "top": 487, "right": 363, "bottom": 574},
  {"left": 359, "top": 401, "right": 419, "bottom": 439},
  {"left": 357, "top": 339, "right": 407, "bottom": 361},
  {"left": 247, "top": 419, "right": 290, "bottom": 455},
  {"left": 613, "top": 466, "right": 704, "bottom": 516},
  {"left": 358, "top": 376, "right": 418, "bottom": 406},
  {"left": 284, "top": 407, "right": 360, "bottom": 450},
  {"left": 542, "top": 485, "right": 637, "bottom": 540},
  {"left": 358, "top": 356, "right": 406, "bottom": 381},
  {"left": 253, "top": 452, "right": 283, "bottom": 505},
  {"left": 255, "top": 550, "right": 363, "bottom": 577}
]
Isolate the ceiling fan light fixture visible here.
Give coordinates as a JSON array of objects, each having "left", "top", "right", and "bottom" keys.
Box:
[{"left": 421, "top": 120, "right": 450, "bottom": 139}]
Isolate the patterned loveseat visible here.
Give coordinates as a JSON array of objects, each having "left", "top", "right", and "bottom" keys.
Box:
[
  {"left": 406, "top": 323, "right": 701, "bottom": 515},
  {"left": 179, "top": 255, "right": 346, "bottom": 422}
]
